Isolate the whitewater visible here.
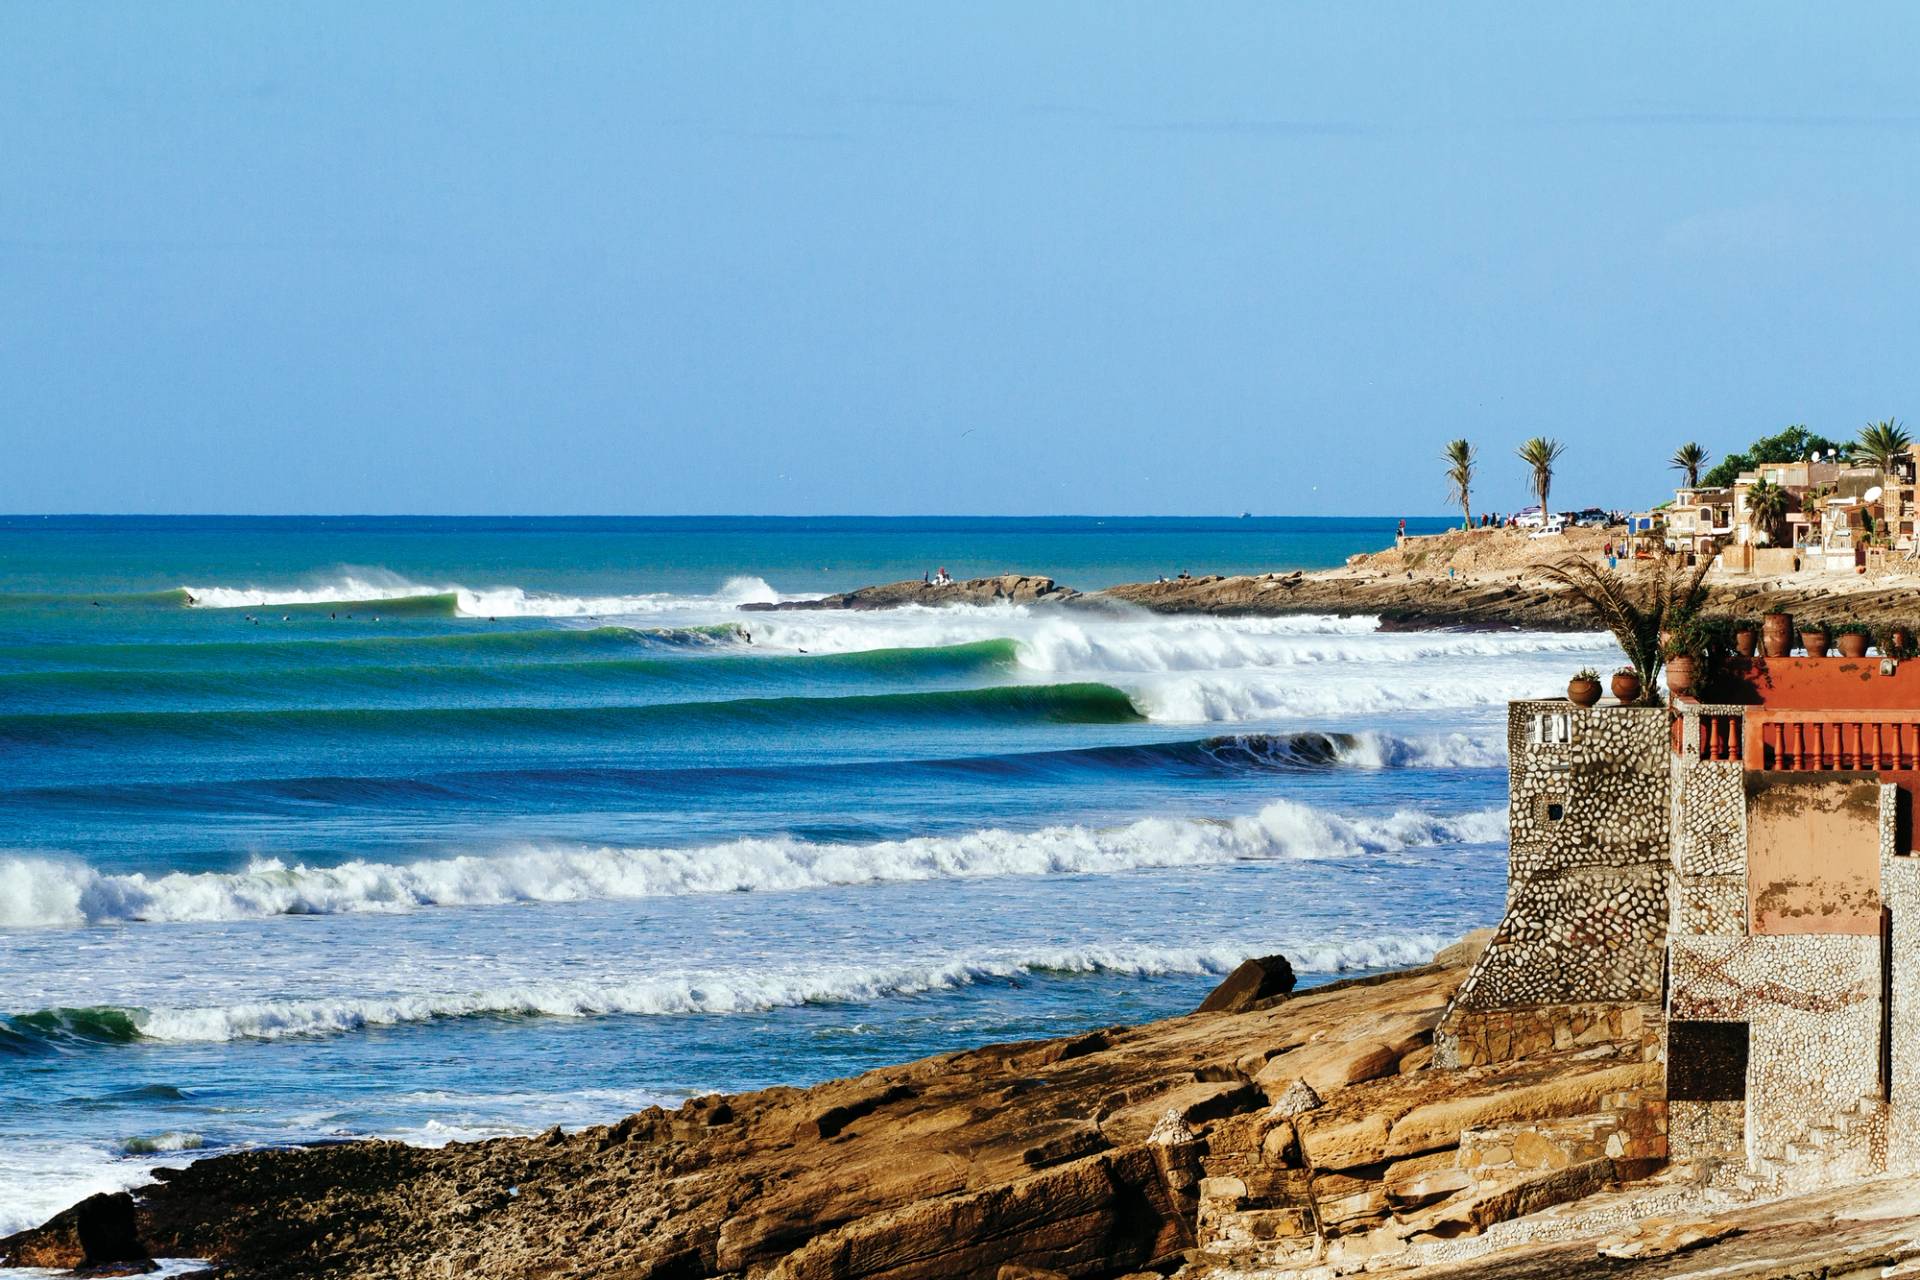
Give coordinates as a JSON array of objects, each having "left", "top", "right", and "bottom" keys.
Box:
[{"left": 0, "top": 517, "right": 1618, "bottom": 1237}]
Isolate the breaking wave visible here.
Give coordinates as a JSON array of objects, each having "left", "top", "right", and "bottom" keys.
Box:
[
  {"left": 2, "top": 935, "right": 1449, "bottom": 1045},
  {"left": 0, "top": 682, "right": 1143, "bottom": 749},
  {"left": 0, "top": 799, "right": 1505, "bottom": 928},
  {"left": 118, "top": 1131, "right": 206, "bottom": 1155},
  {"left": 179, "top": 573, "right": 799, "bottom": 616}
]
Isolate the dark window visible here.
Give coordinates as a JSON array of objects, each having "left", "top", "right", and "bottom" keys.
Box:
[
  {"left": 1546, "top": 803, "right": 1564, "bottom": 822},
  {"left": 1667, "top": 1020, "right": 1749, "bottom": 1101}
]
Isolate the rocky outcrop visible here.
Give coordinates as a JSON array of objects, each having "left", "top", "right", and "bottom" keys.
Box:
[
  {"left": 1194, "top": 954, "right": 1296, "bottom": 1014},
  {"left": 742, "top": 575, "right": 1078, "bottom": 612},
  {"left": 13, "top": 945, "right": 1920, "bottom": 1279},
  {"left": 2, "top": 960, "right": 1457, "bottom": 1279},
  {"left": 0, "top": 1191, "right": 147, "bottom": 1273}
]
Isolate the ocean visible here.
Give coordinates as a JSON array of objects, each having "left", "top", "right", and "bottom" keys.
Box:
[{"left": 0, "top": 515, "right": 1618, "bottom": 1236}]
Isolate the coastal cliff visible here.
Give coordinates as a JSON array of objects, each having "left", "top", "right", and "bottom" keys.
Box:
[{"left": 15, "top": 937, "right": 1920, "bottom": 1279}]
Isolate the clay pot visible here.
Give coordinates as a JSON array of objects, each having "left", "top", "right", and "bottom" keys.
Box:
[
  {"left": 1611, "top": 670, "right": 1642, "bottom": 703},
  {"left": 1733, "top": 627, "right": 1758, "bottom": 658},
  {"left": 1761, "top": 612, "right": 1794, "bottom": 658},
  {"left": 1800, "top": 629, "right": 1830, "bottom": 657},
  {"left": 1567, "top": 676, "right": 1601, "bottom": 707},
  {"left": 1894, "top": 627, "right": 1913, "bottom": 656},
  {"left": 1665, "top": 655, "right": 1697, "bottom": 697},
  {"left": 1838, "top": 632, "right": 1870, "bottom": 658}
]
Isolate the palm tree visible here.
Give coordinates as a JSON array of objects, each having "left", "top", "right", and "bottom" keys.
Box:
[
  {"left": 1442, "top": 439, "right": 1476, "bottom": 530},
  {"left": 1745, "top": 477, "right": 1788, "bottom": 547},
  {"left": 1540, "top": 550, "right": 1714, "bottom": 702},
  {"left": 1515, "top": 437, "right": 1566, "bottom": 520},
  {"left": 1669, "top": 442, "right": 1710, "bottom": 489},
  {"left": 1853, "top": 418, "right": 1911, "bottom": 476}
]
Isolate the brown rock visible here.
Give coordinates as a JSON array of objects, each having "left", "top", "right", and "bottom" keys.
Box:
[
  {"left": 0, "top": 963, "right": 1474, "bottom": 1280},
  {"left": 1195, "top": 955, "right": 1296, "bottom": 1013},
  {"left": 0, "top": 1193, "right": 146, "bottom": 1272},
  {"left": 1431, "top": 928, "right": 1496, "bottom": 970}
]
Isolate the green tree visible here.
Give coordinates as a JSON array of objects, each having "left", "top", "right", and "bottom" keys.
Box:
[
  {"left": 1852, "top": 418, "right": 1911, "bottom": 476},
  {"left": 1669, "top": 442, "right": 1710, "bottom": 489},
  {"left": 1541, "top": 550, "right": 1714, "bottom": 702},
  {"left": 1700, "top": 424, "right": 1844, "bottom": 489},
  {"left": 1442, "top": 439, "right": 1476, "bottom": 530},
  {"left": 1515, "top": 437, "right": 1565, "bottom": 517},
  {"left": 1745, "top": 477, "right": 1788, "bottom": 546}
]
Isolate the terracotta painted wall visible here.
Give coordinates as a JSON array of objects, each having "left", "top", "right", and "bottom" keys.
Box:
[{"left": 1746, "top": 773, "right": 1882, "bottom": 935}]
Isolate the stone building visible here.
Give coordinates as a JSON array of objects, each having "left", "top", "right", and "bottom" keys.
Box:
[{"left": 1438, "top": 655, "right": 1920, "bottom": 1196}]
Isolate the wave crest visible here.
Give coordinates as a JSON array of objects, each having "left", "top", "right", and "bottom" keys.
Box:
[
  {"left": 0, "top": 799, "right": 1504, "bottom": 929},
  {"left": 181, "top": 573, "right": 806, "bottom": 617},
  {"left": 5, "top": 935, "right": 1449, "bottom": 1044}
]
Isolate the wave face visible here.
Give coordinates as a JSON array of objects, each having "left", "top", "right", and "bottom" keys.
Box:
[
  {"left": 2, "top": 934, "right": 1449, "bottom": 1046},
  {"left": 180, "top": 573, "right": 800, "bottom": 616},
  {"left": 0, "top": 798, "right": 1504, "bottom": 928},
  {"left": 734, "top": 608, "right": 1615, "bottom": 723},
  {"left": 0, "top": 681, "right": 1143, "bottom": 753}
]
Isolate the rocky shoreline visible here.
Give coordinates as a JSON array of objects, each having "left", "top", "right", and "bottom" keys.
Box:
[
  {"left": 744, "top": 559, "right": 1920, "bottom": 634},
  {"left": 12, "top": 939, "right": 1920, "bottom": 1279}
]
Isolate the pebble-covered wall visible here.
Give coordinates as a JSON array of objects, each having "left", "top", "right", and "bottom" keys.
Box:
[
  {"left": 1664, "top": 752, "right": 1900, "bottom": 1191},
  {"left": 1444, "top": 695, "right": 1920, "bottom": 1198},
  {"left": 1437, "top": 704, "right": 1671, "bottom": 1068},
  {"left": 1878, "top": 794, "right": 1920, "bottom": 1172}
]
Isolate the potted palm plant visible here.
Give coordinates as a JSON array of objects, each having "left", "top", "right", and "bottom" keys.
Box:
[
  {"left": 1800, "top": 620, "right": 1831, "bottom": 657},
  {"left": 1835, "top": 621, "right": 1873, "bottom": 658},
  {"left": 1540, "top": 549, "right": 1712, "bottom": 706},
  {"left": 1567, "top": 667, "right": 1601, "bottom": 707},
  {"left": 1661, "top": 610, "right": 1719, "bottom": 697}
]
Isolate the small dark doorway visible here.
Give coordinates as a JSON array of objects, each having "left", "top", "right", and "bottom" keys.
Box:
[{"left": 1668, "top": 1020, "right": 1749, "bottom": 1102}]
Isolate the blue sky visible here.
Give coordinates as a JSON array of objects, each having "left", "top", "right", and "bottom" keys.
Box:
[{"left": 3, "top": 4, "right": 1918, "bottom": 516}]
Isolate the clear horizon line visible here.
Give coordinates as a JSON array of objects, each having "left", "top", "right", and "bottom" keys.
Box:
[{"left": 0, "top": 511, "right": 1472, "bottom": 521}]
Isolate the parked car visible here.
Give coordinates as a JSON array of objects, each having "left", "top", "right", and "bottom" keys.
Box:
[
  {"left": 1572, "top": 508, "right": 1612, "bottom": 528},
  {"left": 1513, "top": 506, "right": 1546, "bottom": 529}
]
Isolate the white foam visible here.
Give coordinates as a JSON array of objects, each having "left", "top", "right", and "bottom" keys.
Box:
[
  {"left": 0, "top": 799, "right": 1505, "bottom": 928},
  {"left": 1127, "top": 668, "right": 1551, "bottom": 722},
  {"left": 0, "top": 1135, "right": 170, "bottom": 1237},
  {"left": 181, "top": 572, "right": 807, "bottom": 617},
  {"left": 741, "top": 605, "right": 1607, "bottom": 667},
  {"left": 1324, "top": 730, "right": 1506, "bottom": 770},
  {"left": 124, "top": 934, "right": 1447, "bottom": 1042},
  {"left": 739, "top": 605, "right": 1618, "bottom": 722}
]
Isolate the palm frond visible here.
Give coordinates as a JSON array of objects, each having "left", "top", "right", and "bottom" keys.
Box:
[{"left": 1540, "top": 549, "right": 1710, "bottom": 700}]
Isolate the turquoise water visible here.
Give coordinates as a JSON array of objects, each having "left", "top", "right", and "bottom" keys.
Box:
[{"left": 0, "top": 516, "right": 1616, "bottom": 1235}]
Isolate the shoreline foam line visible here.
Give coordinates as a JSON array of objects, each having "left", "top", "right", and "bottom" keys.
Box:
[{"left": 2, "top": 934, "right": 1450, "bottom": 1045}]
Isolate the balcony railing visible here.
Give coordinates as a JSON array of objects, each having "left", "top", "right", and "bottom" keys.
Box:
[{"left": 1755, "top": 718, "right": 1920, "bottom": 771}]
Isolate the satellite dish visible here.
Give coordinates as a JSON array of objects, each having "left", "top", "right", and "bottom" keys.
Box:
[{"left": 1867, "top": 486, "right": 1884, "bottom": 503}]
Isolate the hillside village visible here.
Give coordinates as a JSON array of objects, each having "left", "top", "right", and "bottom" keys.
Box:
[{"left": 1417, "top": 422, "right": 1920, "bottom": 580}]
